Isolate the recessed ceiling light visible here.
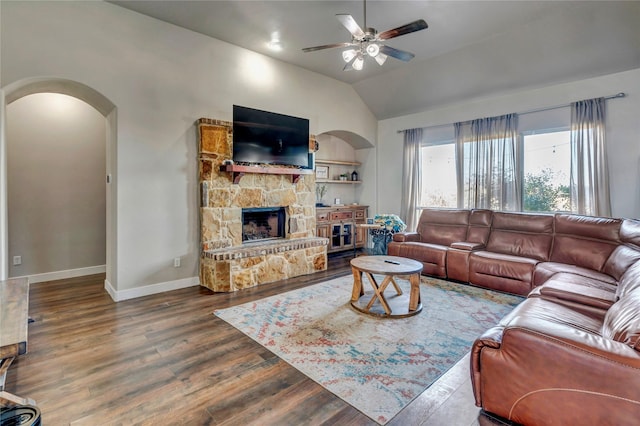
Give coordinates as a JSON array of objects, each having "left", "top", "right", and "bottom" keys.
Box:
[
  {"left": 267, "top": 40, "right": 283, "bottom": 52},
  {"left": 267, "top": 31, "right": 283, "bottom": 52}
]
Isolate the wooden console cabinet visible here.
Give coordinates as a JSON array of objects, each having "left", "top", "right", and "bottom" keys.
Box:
[{"left": 316, "top": 206, "right": 368, "bottom": 253}]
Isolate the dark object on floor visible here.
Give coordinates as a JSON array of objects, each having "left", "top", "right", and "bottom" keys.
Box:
[
  {"left": 0, "top": 405, "right": 41, "bottom": 426},
  {"left": 478, "top": 410, "right": 517, "bottom": 425}
]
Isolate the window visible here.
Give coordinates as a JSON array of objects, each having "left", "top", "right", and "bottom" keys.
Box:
[
  {"left": 419, "top": 143, "right": 457, "bottom": 209},
  {"left": 522, "top": 130, "right": 570, "bottom": 212},
  {"left": 417, "top": 130, "right": 571, "bottom": 214}
]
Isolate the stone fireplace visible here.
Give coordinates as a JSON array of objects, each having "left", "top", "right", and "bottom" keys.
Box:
[{"left": 197, "top": 118, "right": 328, "bottom": 292}]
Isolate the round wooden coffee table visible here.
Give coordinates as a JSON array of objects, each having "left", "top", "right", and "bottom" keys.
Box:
[{"left": 350, "top": 255, "right": 423, "bottom": 318}]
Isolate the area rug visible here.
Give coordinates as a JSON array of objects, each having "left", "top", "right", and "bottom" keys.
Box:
[{"left": 214, "top": 275, "right": 523, "bottom": 424}]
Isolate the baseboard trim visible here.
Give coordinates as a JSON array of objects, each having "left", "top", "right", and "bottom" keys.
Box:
[
  {"left": 104, "top": 276, "right": 200, "bottom": 302},
  {"left": 23, "top": 265, "right": 107, "bottom": 284}
]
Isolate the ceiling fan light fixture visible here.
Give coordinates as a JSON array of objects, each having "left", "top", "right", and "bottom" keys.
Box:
[
  {"left": 301, "top": 0, "right": 428, "bottom": 72},
  {"left": 342, "top": 49, "right": 357, "bottom": 63},
  {"left": 366, "top": 43, "right": 380, "bottom": 57},
  {"left": 374, "top": 52, "right": 388, "bottom": 66},
  {"left": 352, "top": 53, "right": 364, "bottom": 71}
]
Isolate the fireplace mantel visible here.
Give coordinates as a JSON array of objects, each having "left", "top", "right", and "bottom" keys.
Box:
[{"left": 220, "top": 164, "right": 313, "bottom": 184}]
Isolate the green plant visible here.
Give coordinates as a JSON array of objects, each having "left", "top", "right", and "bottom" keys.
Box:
[
  {"left": 316, "top": 184, "right": 328, "bottom": 200},
  {"left": 523, "top": 168, "right": 570, "bottom": 212}
]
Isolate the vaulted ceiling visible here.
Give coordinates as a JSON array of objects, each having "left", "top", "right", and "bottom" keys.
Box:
[{"left": 110, "top": 1, "right": 640, "bottom": 119}]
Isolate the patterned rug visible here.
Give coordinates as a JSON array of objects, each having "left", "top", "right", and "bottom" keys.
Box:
[{"left": 214, "top": 275, "right": 522, "bottom": 424}]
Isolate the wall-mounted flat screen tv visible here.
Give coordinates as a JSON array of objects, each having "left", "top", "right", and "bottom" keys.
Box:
[{"left": 233, "top": 105, "right": 310, "bottom": 168}]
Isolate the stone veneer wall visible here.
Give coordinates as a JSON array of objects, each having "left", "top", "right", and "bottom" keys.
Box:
[{"left": 197, "top": 118, "right": 327, "bottom": 292}]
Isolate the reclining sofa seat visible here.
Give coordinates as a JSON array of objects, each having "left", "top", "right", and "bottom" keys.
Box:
[
  {"left": 387, "top": 209, "right": 491, "bottom": 278},
  {"left": 468, "top": 212, "right": 554, "bottom": 295}
]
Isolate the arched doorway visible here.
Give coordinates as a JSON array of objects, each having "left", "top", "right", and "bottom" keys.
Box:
[{"left": 1, "top": 78, "right": 117, "bottom": 289}]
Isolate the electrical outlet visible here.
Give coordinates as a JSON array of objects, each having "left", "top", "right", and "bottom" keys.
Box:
[
  {"left": 13, "top": 256, "right": 22, "bottom": 266},
  {"left": 173, "top": 257, "right": 181, "bottom": 268}
]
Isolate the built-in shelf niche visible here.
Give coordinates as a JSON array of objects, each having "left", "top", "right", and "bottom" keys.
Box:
[{"left": 314, "top": 159, "right": 362, "bottom": 184}]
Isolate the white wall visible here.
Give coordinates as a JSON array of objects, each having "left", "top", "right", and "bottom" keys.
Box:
[
  {"left": 7, "top": 93, "right": 106, "bottom": 277},
  {"left": 377, "top": 68, "right": 640, "bottom": 220},
  {"left": 1, "top": 1, "right": 377, "bottom": 293}
]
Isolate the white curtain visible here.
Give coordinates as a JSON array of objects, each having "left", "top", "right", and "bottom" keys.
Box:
[
  {"left": 570, "top": 97, "right": 611, "bottom": 216},
  {"left": 455, "top": 113, "right": 521, "bottom": 211},
  {"left": 400, "top": 128, "right": 423, "bottom": 231}
]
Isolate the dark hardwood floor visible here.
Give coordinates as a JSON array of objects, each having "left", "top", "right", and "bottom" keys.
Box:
[{"left": 6, "top": 252, "right": 502, "bottom": 425}]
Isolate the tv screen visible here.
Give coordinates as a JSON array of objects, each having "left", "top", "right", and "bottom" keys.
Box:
[{"left": 233, "top": 105, "right": 310, "bottom": 168}]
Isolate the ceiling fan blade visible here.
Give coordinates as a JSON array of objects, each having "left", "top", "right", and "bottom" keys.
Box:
[
  {"left": 302, "top": 42, "right": 353, "bottom": 53},
  {"left": 336, "top": 14, "right": 365, "bottom": 39},
  {"left": 378, "top": 19, "right": 428, "bottom": 41},
  {"left": 380, "top": 45, "right": 415, "bottom": 62}
]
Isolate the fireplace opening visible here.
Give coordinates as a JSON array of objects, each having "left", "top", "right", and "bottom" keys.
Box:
[{"left": 242, "top": 207, "right": 286, "bottom": 243}]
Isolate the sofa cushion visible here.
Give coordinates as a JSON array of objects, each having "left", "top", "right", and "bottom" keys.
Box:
[
  {"left": 469, "top": 251, "right": 539, "bottom": 295},
  {"left": 416, "top": 209, "right": 469, "bottom": 246},
  {"left": 551, "top": 214, "right": 621, "bottom": 272},
  {"left": 506, "top": 297, "right": 603, "bottom": 334},
  {"left": 529, "top": 274, "right": 617, "bottom": 316},
  {"left": 467, "top": 209, "right": 493, "bottom": 244},
  {"left": 602, "top": 288, "right": 640, "bottom": 350},
  {"left": 538, "top": 272, "right": 617, "bottom": 292},
  {"left": 532, "top": 261, "right": 617, "bottom": 287},
  {"left": 617, "top": 261, "right": 640, "bottom": 299},
  {"left": 552, "top": 236, "right": 619, "bottom": 273},
  {"left": 620, "top": 218, "right": 640, "bottom": 247},
  {"left": 486, "top": 212, "right": 554, "bottom": 261},
  {"left": 604, "top": 245, "right": 640, "bottom": 281}
]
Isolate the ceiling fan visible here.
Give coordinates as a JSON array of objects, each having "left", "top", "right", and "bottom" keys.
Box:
[{"left": 302, "top": 0, "right": 428, "bottom": 71}]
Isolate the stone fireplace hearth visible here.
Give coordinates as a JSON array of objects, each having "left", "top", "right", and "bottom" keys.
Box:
[{"left": 197, "top": 118, "right": 328, "bottom": 292}]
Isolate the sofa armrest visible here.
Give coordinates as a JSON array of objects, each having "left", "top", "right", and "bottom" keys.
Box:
[
  {"left": 450, "top": 241, "right": 485, "bottom": 251},
  {"left": 392, "top": 232, "right": 419, "bottom": 242},
  {"left": 470, "top": 325, "right": 505, "bottom": 405},
  {"left": 539, "top": 281, "right": 616, "bottom": 310},
  {"left": 472, "top": 315, "right": 640, "bottom": 422},
  {"left": 504, "top": 315, "right": 639, "bottom": 360}
]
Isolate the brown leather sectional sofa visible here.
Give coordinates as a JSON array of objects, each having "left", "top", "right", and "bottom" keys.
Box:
[{"left": 388, "top": 208, "right": 640, "bottom": 425}]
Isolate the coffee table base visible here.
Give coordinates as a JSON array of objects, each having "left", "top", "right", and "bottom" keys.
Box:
[{"left": 351, "top": 290, "right": 423, "bottom": 318}]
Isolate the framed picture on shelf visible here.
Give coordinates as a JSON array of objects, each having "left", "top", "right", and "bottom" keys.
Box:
[{"left": 315, "top": 165, "right": 329, "bottom": 179}]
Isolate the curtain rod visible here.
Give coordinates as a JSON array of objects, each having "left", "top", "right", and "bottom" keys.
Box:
[{"left": 396, "top": 92, "right": 626, "bottom": 134}]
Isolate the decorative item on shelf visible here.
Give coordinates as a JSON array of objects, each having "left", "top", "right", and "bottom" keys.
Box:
[
  {"left": 315, "top": 184, "right": 328, "bottom": 207},
  {"left": 339, "top": 173, "right": 348, "bottom": 181},
  {"left": 316, "top": 165, "right": 329, "bottom": 179},
  {"left": 370, "top": 214, "right": 407, "bottom": 255},
  {"left": 351, "top": 170, "right": 358, "bottom": 181}
]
